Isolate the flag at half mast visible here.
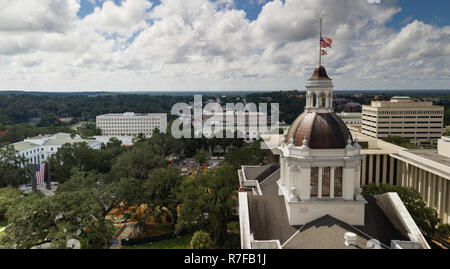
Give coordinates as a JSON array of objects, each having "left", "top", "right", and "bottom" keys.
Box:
[{"left": 320, "top": 37, "right": 332, "bottom": 48}]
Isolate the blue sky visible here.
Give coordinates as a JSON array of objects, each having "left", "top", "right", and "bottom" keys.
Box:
[
  {"left": 78, "top": 0, "right": 450, "bottom": 27},
  {"left": 388, "top": 0, "right": 450, "bottom": 29}
]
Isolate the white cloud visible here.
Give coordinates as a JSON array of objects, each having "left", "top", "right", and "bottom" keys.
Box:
[
  {"left": 83, "top": 0, "right": 152, "bottom": 37},
  {"left": 0, "top": 0, "right": 449, "bottom": 91},
  {"left": 0, "top": 0, "right": 79, "bottom": 33}
]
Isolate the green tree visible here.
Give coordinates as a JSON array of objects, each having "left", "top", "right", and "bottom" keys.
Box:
[
  {"left": 132, "top": 133, "right": 147, "bottom": 145},
  {"left": 0, "top": 145, "right": 32, "bottom": 188},
  {"left": 194, "top": 149, "right": 210, "bottom": 167},
  {"left": 0, "top": 187, "right": 23, "bottom": 223},
  {"left": 225, "top": 140, "right": 267, "bottom": 167},
  {"left": 190, "top": 231, "right": 213, "bottom": 249},
  {"left": 109, "top": 142, "right": 166, "bottom": 181},
  {"left": 443, "top": 126, "right": 450, "bottom": 137},
  {"left": 144, "top": 167, "right": 185, "bottom": 224},
  {"left": 57, "top": 170, "right": 121, "bottom": 218},
  {"left": 148, "top": 128, "right": 184, "bottom": 157},
  {"left": 36, "top": 113, "right": 63, "bottom": 127},
  {"left": 48, "top": 142, "right": 101, "bottom": 183},
  {"left": 97, "top": 138, "right": 126, "bottom": 174},
  {"left": 382, "top": 135, "right": 418, "bottom": 149},
  {"left": 178, "top": 163, "right": 239, "bottom": 246},
  {"left": 3, "top": 188, "right": 114, "bottom": 249}
]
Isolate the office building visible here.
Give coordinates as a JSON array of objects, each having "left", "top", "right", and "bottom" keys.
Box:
[
  {"left": 362, "top": 97, "right": 444, "bottom": 145},
  {"left": 96, "top": 112, "right": 167, "bottom": 137}
]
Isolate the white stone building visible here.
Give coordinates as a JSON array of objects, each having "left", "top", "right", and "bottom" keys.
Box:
[
  {"left": 11, "top": 133, "right": 101, "bottom": 166},
  {"left": 96, "top": 112, "right": 167, "bottom": 137},
  {"left": 362, "top": 97, "right": 444, "bottom": 146}
]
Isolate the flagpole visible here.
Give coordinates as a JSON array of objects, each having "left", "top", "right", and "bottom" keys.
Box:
[{"left": 319, "top": 17, "right": 323, "bottom": 66}]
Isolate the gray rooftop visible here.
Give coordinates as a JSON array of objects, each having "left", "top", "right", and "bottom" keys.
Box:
[{"left": 246, "top": 168, "right": 408, "bottom": 249}]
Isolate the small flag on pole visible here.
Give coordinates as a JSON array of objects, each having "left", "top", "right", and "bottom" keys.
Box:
[
  {"left": 321, "top": 49, "right": 328, "bottom": 56},
  {"left": 320, "top": 37, "right": 333, "bottom": 48}
]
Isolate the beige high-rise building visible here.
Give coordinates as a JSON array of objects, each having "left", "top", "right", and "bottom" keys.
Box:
[
  {"left": 96, "top": 112, "right": 167, "bottom": 137},
  {"left": 362, "top": 96, "right": 444, "bottom": 146}
]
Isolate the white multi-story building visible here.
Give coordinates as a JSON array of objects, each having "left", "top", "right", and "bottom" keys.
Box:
[
  {"left": 96, "top": 112, "right": 167, "bottom": 137},
  {"left": 11, "top": 133, "right": 101, "bottom": 166},
  {"left": 337, "top": 112, "right": 362, "bottom": 127},
  {"left": 362, "top": 96, "right": 444, "bottom": 145}
]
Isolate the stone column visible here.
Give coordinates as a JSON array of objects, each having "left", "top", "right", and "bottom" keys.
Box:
[
  {"left": 361, "top": 156, "right": 366, "bottom": 185},
  {"left": 318, "top": 167, "right": 323, "bottom": 198},
  {"left": 426, "top": 172, "right": 431, "bottom": 205},
  {"left": 397, "top": 160, "right": 404, "bottom": 187},
  {"left": 382, "top": 155, "right": 387, "bottom": 184},
  {"left": 286, "top": 163, "right": 291, "bottom": 194},
  {"left": 417, "top": 169, "right": 423, "bottom": 198},
  {"left": 375, "top": 155, "right": 380, "bottom": 185},
  {"left": 389, "top": 157, "right": 395, "bottom": 185},
  {"left": 280, "top": 156, "right": 286, "bottom": 186},
  {"left": 330, "top": 167, "right": 335, "bottom": 199},
  {"left": 446, "top": 181, "right": 450, "bottom": 224},
  {"left": 368, "top": 155, "right": 374, "bottom": 184},
  {"left": 437, "top": 177, "right": 443, "bottom": 216},
  {"left": 440, "top": 178, "right": 447, "bottom": 222},
  {"left": 431, "top": 174, "right": 437, "bottom": 208}
]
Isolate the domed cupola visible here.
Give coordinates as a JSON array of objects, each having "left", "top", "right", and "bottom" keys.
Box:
[
  {"left": 286, "top": 112, "right": 352, "bottom": 149},
  {"left": 285, "top": 65, "right": 352, "bottom": 149}
]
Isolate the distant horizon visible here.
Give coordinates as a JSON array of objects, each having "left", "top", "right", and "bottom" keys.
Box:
[{"left": 1, "top": 89, "right": 450, "bottom": 96}]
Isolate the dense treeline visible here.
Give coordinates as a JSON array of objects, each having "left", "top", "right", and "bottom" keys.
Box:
[
  {"left": 0, "top": 126, "right": 269, "bottom": 249},
  {"left": 1, "top": 91, "right": 449, "bottom": 126},
  {"left": 0, "top": 94, "right": 197, "bottom": 125}
]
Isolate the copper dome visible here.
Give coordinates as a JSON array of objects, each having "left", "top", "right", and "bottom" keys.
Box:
[
  {"left": 310, "top": 65, "right": 331, "bottom": 80},
  {"left": 286, "top": 112, "right": 352, "bottom": 149}
]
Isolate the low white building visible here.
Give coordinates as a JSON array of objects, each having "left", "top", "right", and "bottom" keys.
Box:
[
  {"left": 11, "top": 133, "right": 101, "bottom": 165},
  {"left": 96, "top": 112, "right": 167, "bottom": 137},
  {"left": 93, "top": 136, "right": 134, "bottom": 147}
]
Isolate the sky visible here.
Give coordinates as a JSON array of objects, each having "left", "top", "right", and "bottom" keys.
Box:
[{"left": 0, "top": 0, "right": 449, "bottom": 92}]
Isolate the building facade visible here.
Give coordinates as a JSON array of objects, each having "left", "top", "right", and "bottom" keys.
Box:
[
  {"left": 337, "top": 112, "right": 362, "bottom": 127},
  {"left": 362, "top": 97, "right": 444, "bottom": 145},
  {"left": 11, "top": 133, "right": 101, "bottom": 166},
  {"left": 96, "top": 112, "right": 167, "bottom": 137},
  {"left": 279, "top": 66, "right": 365, "bottom": 226}
]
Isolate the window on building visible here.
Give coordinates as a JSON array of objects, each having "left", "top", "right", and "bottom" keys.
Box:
[
  {"left": 322, "top": 167, "right": 331, "bottom": 197},
  {"left": 334, "top": 167, "right": 343, "bottom": 197},
  {"left": 311, "top": 167, "right": 318, "bottom": 197}
]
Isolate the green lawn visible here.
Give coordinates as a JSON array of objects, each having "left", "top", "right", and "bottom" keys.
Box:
[{"left": 124, "top": 233, "right": 193, "bottom": 249}]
